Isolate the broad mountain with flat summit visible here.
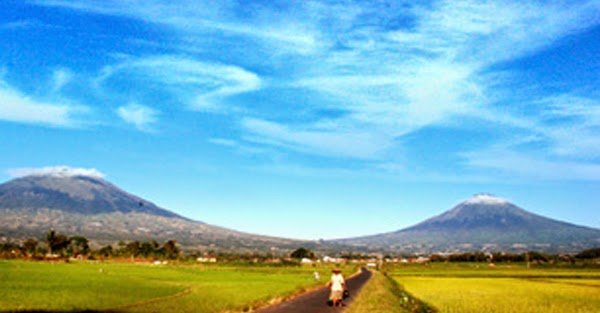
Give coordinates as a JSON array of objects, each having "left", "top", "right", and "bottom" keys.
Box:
[
  {"left": 0, "top": 174, "right": 180, "bottom": 218},
  {"left": 0, "top": 173, "right": 299, "bottom": 251},
  {"left": 335, "top": 194, "right": 600, "bottom": 253}
]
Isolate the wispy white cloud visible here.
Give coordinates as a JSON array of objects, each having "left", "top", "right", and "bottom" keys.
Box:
[
  {"left": 0, "top": 19, "right": 61, "bottom": 31},
  {"left": 245, "top": 1, "right": 599, "bottom": 160},
  {"left": 390, "top": 1, "right": 599, "bottom": 64},
  {"left": 35, "top": 0, "right": 323, "bottom": 55},
  {"left": 0, "top": 20, "right": 39, "bottom": 30},
  {"left": 116, "top": 103, "right": 158, "bottom": 131},
  {"left": 208, "top": 138, "right": 237, "bottom": 147},
  {"left": 295, "top": 61, "right": 483, "bottom": 130},
  {"left": 51, "top": 68, "right": 73, "bottom": 92},
  {"left": 461, "top": 93, "right": 600, "bottom": 181},
  {"left": 541, "top": 95, "right": 600, "bottom": 126},
  {"left": 7, "top": 165, "right": 105, "bottom": 179},
  {"left": 463, "top": 149, "right": 600, "bottom": 181},
  {"left": 537, "top": 95, "right": 600, "bottom": 159},
  {"left": 242, "top": 117, "right": 391, "bottom": 159},
  {"left": 248, "top": 162, "right": 357, "bottom": 179},
  {"left": 306, "top": 1, "right": 598, "bottom": 166},
  {"left": 98, "top": 55, "right": 261, "bottom": 112},
  {"left": 475, "top": 94, "right": 600, "bottom": 160},
  {"left": 0, "top": 80, "right": 83, "bottom": 127}
]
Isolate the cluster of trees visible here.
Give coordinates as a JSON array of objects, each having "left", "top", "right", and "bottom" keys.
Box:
[
  {"left": 575, "top": 247, "right": 600, "bottom": 259},
  {"left": 1, "top": 230, "right": 90, "bottom": 259},
  {"left": 46, "top": 230, "right": 90, "bottom": 256},
  {"left": 108, "top": 239, "right": 180, "bottom": 259},
  {"left": 0, "top": 230, "right": 180, "bottom": 260},
  {"left": 290, "top": 247, "right": 315, "bottom": 259}
]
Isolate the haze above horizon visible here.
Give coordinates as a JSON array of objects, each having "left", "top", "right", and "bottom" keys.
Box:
[{"left": 1, "top": 1, "right": 599, "bottom": 239}]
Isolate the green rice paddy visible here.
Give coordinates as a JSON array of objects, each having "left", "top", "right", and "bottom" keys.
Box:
[{"left": 0, "top": 260, "right": 351, "bottom": 312}]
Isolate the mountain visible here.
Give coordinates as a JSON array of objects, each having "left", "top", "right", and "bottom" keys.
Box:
[
  {"left": 2, "top": 176, "right": 597, "bottom": 254},
  {"left": 0, "top": 174, "right": 180, "bottom": 217},
  {"left": 335, "top": 194, "right": 600, "bottom": 253},
  {"left": 0, "top": 174, "right": 299, "bottom": 251}
]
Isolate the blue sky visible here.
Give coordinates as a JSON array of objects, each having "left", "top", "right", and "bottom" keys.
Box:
[{"left": 1, "top": 0, "right": 599, "bottom": 239}]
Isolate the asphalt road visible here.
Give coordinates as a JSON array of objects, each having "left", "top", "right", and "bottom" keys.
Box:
[{"left": 256, "top": 268, "right": 372, "bottom": 313}]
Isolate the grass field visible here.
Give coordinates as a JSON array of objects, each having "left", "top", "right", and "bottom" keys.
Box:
[
  {"left": 0, "top": 260, "right": 355, "bottom": 312},
  {"left": 345, "top": 271, "right": 407, "bottom": 313},
  {"left": 345, "top": 271, "right": 434, "bottom": 313},
  {"left": 389, "top": 263, "right": 600, "bottom": 313}
]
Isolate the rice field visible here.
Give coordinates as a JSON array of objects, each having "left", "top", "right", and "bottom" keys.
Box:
[
  {"left": 390, "top": 263, "right": 600, "bottom": 313},
  {"left": 3, "top": 260, "right": 599, "bottom": 313},
  {"left": 0, "top": 260, "right": 354, "bottom": 312}
]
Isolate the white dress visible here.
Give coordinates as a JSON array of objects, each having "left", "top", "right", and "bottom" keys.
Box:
[{"left": 330, "top": 273, "right": 345, "bottom": 291}]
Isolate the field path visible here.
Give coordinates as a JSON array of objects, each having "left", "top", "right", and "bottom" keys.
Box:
[
  {"left": 108, "top": 284, "right": 193, "bottom": 311},
  {"left": 256, "top": 268, "right": 372, "bottom": 313}
]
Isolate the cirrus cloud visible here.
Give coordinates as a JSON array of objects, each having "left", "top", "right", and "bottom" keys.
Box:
[
  {"left": 98, "top": 55, "right": 261, "bottom": 112},
  {"left": 23, "top": 0, "right": 600, "bottom": 182},
  {"left": 0, "top": 80, "right": 84, "bottom": 127},
  {"left": 116, "top": 103, "right": 158, "bottom": 131}
]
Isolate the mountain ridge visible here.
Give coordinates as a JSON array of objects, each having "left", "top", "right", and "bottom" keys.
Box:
[{"left": 0, "top": 174, "right": 300, "bottom": 251}]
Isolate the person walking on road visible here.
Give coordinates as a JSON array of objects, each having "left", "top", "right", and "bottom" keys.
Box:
[{"left": 327, "top": 268, "right": 346, "bottom": 307}]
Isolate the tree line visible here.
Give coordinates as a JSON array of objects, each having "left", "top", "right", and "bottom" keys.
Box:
[
  {"left": 0, "top": 229, "right": 179, "bottom": 260},
  {"left": 1, "top": 230, "right": 598, "bottom": 263},
  {"left": 429, "top": 249, "right": 600, "bottom": 263}
]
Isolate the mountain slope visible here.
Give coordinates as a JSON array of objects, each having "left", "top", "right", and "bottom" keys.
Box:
[
  {"left": 0, "top": 174, "right": 299, "bottom": 250},
  {"left": 336, "top": 194, "right": 600, "bottom": 253},
  {"left": 0, "top": 175, "right": 181, "bottom": 217}
]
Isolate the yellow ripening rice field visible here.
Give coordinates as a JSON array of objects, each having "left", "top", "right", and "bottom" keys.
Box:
[{"left": 395, "top": 276, "right": 600, "bottom": 313}]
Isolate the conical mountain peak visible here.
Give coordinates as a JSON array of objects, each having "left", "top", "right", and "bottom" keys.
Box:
[{"left": 336, "top": 193, "right": 600, "bottom": 253}]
